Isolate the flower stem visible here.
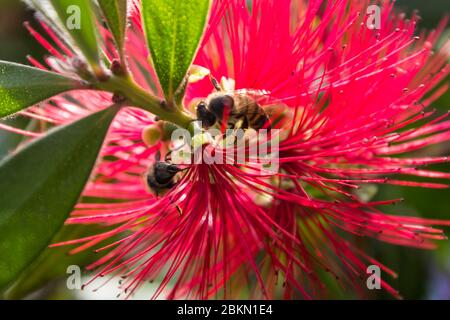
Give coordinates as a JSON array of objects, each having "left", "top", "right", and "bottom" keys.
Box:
[{"left": 95, "top": 75, "right": 195, "bottom": 129}]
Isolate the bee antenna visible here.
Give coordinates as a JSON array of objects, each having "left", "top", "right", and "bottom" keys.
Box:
[
  {"left": 210, "top": 74, "right": 222, "bottom": 91},
  {"left": 155, "top": 151, "right": 161, "bottom": 162}
]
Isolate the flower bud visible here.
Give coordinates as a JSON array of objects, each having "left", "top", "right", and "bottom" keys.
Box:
[{"left": 142, "top": 124, "right": 162, "bottom": 146}]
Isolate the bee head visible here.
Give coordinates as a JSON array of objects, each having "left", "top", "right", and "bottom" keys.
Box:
[
  {"left": 153, "top": 162, "right": 181, "bottom": 185},
  {"left": 208, "top": 95, "right": 234, "bottom": 119},
  {"left": 196, "top": 101, "right": 217, "bottom": 128}
]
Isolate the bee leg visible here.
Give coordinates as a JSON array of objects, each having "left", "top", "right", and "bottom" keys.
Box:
[
  {"left": 231, "top": 116, "right": 248, "bottom": 130},
  {"left": 241, "top": 117, "right": 249, "bottom": 130}
]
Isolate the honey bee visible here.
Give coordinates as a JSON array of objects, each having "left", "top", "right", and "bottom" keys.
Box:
[
  {"left": 145, "top": 153, "right": 186, "bottom": 216},
  {"left": 195, "top": 76, "right": 271, "bottom": 130},
  {"left": 145, "top": 152, "right": 184, "bottom": 197}
]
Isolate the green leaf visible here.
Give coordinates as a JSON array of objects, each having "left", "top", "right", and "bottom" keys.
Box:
[
  {"left": 3, "top": 224, "right": 115, "bottom": 299},
  {"left": 0, "top": 117, "right": 30, "bottom": 160},
  {"left": 50, "top": 0, "right": 101, "bottom": 68},
  {"left": 0, "top": 61, "right": 79, "bottom": 118},
  {"left": 98, "top": 0, "right": 128, "bottom": 55},
  {"left": 141, "top": 0, "right": 211, "bottom": 101},
  {"left": 0, "top": 106, "right": 119, "bottom": 289}
]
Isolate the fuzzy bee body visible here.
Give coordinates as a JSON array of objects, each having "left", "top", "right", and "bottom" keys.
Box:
[
  {"left": 232, "top": 94, "right": 270, "bottom": 130},
  {"left": 146, "top": 161, "right": 182, "bottom": 197},
  {"left": 196, "top": 91, "right": 270, "bottom": 130}
]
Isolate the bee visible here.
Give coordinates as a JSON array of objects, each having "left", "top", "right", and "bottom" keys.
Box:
[
  {"left": 145, "top": 152, "right": 184, "bottom": 197},
  {"left": 145, "top": 153, "right": 186, "bottom": 216},
  {"left": 196, "top": 76, "right": 271, "bottom": 130}
]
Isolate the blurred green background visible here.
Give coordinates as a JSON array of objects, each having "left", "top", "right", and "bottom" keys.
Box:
[{"left": 0, "top": 0, "right": 449, "bottom": 300}]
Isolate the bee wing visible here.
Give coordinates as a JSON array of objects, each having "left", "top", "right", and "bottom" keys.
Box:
[
  {"left": 221, "top": 77, "right": 236, "bottom": 92},
  {"left": 234, "top": 89, "right": 271, "bottom": 99}
]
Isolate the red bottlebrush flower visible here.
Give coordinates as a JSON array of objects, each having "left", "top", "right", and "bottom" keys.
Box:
[{"left": 6, "top": 0, "right": 450, "bottom": 299}]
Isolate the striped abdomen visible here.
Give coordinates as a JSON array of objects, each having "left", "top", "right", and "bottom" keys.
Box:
[{"left": 232, "top": 94, "right": 270, "bottom": 130}]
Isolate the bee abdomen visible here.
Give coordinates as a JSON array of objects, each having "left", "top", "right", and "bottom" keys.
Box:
[
  {"left": 250, "top": 112, "right": 270, "bottom": 130},
  {"left": 234, "top": 95, "right": 270, "bottom": 130}
]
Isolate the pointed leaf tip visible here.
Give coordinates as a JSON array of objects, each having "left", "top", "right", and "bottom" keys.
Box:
[
  {"left": 0, "top": 106, "right": 119, "bottom": 289},
  {"left": 50, "top": 0, "right": 101, "bottom": 68},
  {"left": 141, "top": 0, "right": 211, "bottom": 101},
  {"left": 98, "top": 0, "right": 128, "bottom": 56},
  {"left": 0, "top": 61, "right": 79, "bottom": 118}
]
